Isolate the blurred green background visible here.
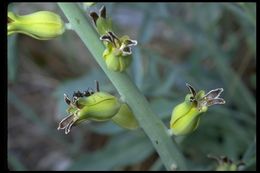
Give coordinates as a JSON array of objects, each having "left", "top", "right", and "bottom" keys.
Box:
[{"left": 8, "top": 2, "right": 256, "bottom": 171}]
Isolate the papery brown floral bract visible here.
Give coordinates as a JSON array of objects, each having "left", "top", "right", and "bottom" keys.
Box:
[{"left": 8, "top": 11, "right": 65, "bottom": 40}]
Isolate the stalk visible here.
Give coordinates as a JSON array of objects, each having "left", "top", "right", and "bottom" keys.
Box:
[{"left": 58, "top": 3, "right": 187, "bottom": 170}]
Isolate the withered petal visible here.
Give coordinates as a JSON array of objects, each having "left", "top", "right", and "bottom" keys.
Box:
[
  {"left": 90, "top": 12, "right": 99, "bottom": 26},
  {"left": 57, "top": 114, "right": 75, "bottom": 130},
  {"left": 99, "top": 6, "right": 106, "bottom": 19}
]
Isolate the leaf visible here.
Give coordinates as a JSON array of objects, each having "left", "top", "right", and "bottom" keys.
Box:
[
  {"left": 242, "top": 138, "right": 256, "bottom": 162},
  {"left": 8, "top": 90, "right": 70, "bottom": 146}
]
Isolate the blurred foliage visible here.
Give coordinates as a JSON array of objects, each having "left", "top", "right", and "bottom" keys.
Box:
[{"left": 8, "top": 2, "right": 256, "bottom": 171}]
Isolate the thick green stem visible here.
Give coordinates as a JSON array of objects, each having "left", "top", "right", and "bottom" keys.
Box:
[{"left": 58, "top": 3, "right": 187, "bottom": 170}]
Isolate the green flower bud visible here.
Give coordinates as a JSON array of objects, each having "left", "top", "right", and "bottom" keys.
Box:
[
  {"left": 169, "top": 83, "right": 225, "bottom": 136},
  {"left": 111, "top": 103, "right": 139, "bottom": 130},
  {"left": 8, "top": 11, "right": 65, "bottom": 40}
]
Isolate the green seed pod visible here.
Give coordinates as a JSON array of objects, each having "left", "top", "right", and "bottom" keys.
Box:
[
  {"left": 111, "top": 103, "right": 139, "bottom": 130},
  {"left": 8, "top": 11, "right": 65, "bottom": 40},
  {"left": 169, "top": 83, "right": 225, "bottom": 136}
]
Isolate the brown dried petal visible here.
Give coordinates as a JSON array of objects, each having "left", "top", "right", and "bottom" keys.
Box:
[
  {"left": 90, "top": 12, "right": 99, "bottom": 26},
  {"left": 57, "top": 114, "right": 75, "bottom": 130},
  {"left": 99, "top": 6, "right": 106, "bottom": 19}
]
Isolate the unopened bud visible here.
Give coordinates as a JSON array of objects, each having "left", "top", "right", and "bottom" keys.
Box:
[
  {"left": 111, "top": 103, "right": 139, "bottom": 130},
  {"left": 8, "top": 11, "right": 65, "bottom": 40}
]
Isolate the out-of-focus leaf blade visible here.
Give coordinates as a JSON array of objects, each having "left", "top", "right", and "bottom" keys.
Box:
[
  {"left": 87, "top": 121, "right": 125, "bottom": 135},
  {"left": 8, "top": 35, "right": 18, "bottom": 82},
  {"left": 8, "top": 153, "right": 27, "bottom": 171},
  {"left": 68, "top": 132, "right": 154, "bottom": 170}
]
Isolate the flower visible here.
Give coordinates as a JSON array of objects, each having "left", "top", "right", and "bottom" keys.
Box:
[
  {"left": 57, "top": 81, "right": 139, "bottom": 134},
  {"left": 101, "top": 32, "right": 137, "bottom": 72},
  {"left": 90, "top": 6, "right": 137, "bottom": 72},
  {"left": 208, "top": 155, "right": 244, "bottom": 171},
  {"left": 169, "top": 83, "right": 225, "bottom": 136},
  {"left": 58, "top": 90, "right": 121, "bottom": 134},
  {"left": 8, "top": 11, "right": 65, "bottom": 40}
]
